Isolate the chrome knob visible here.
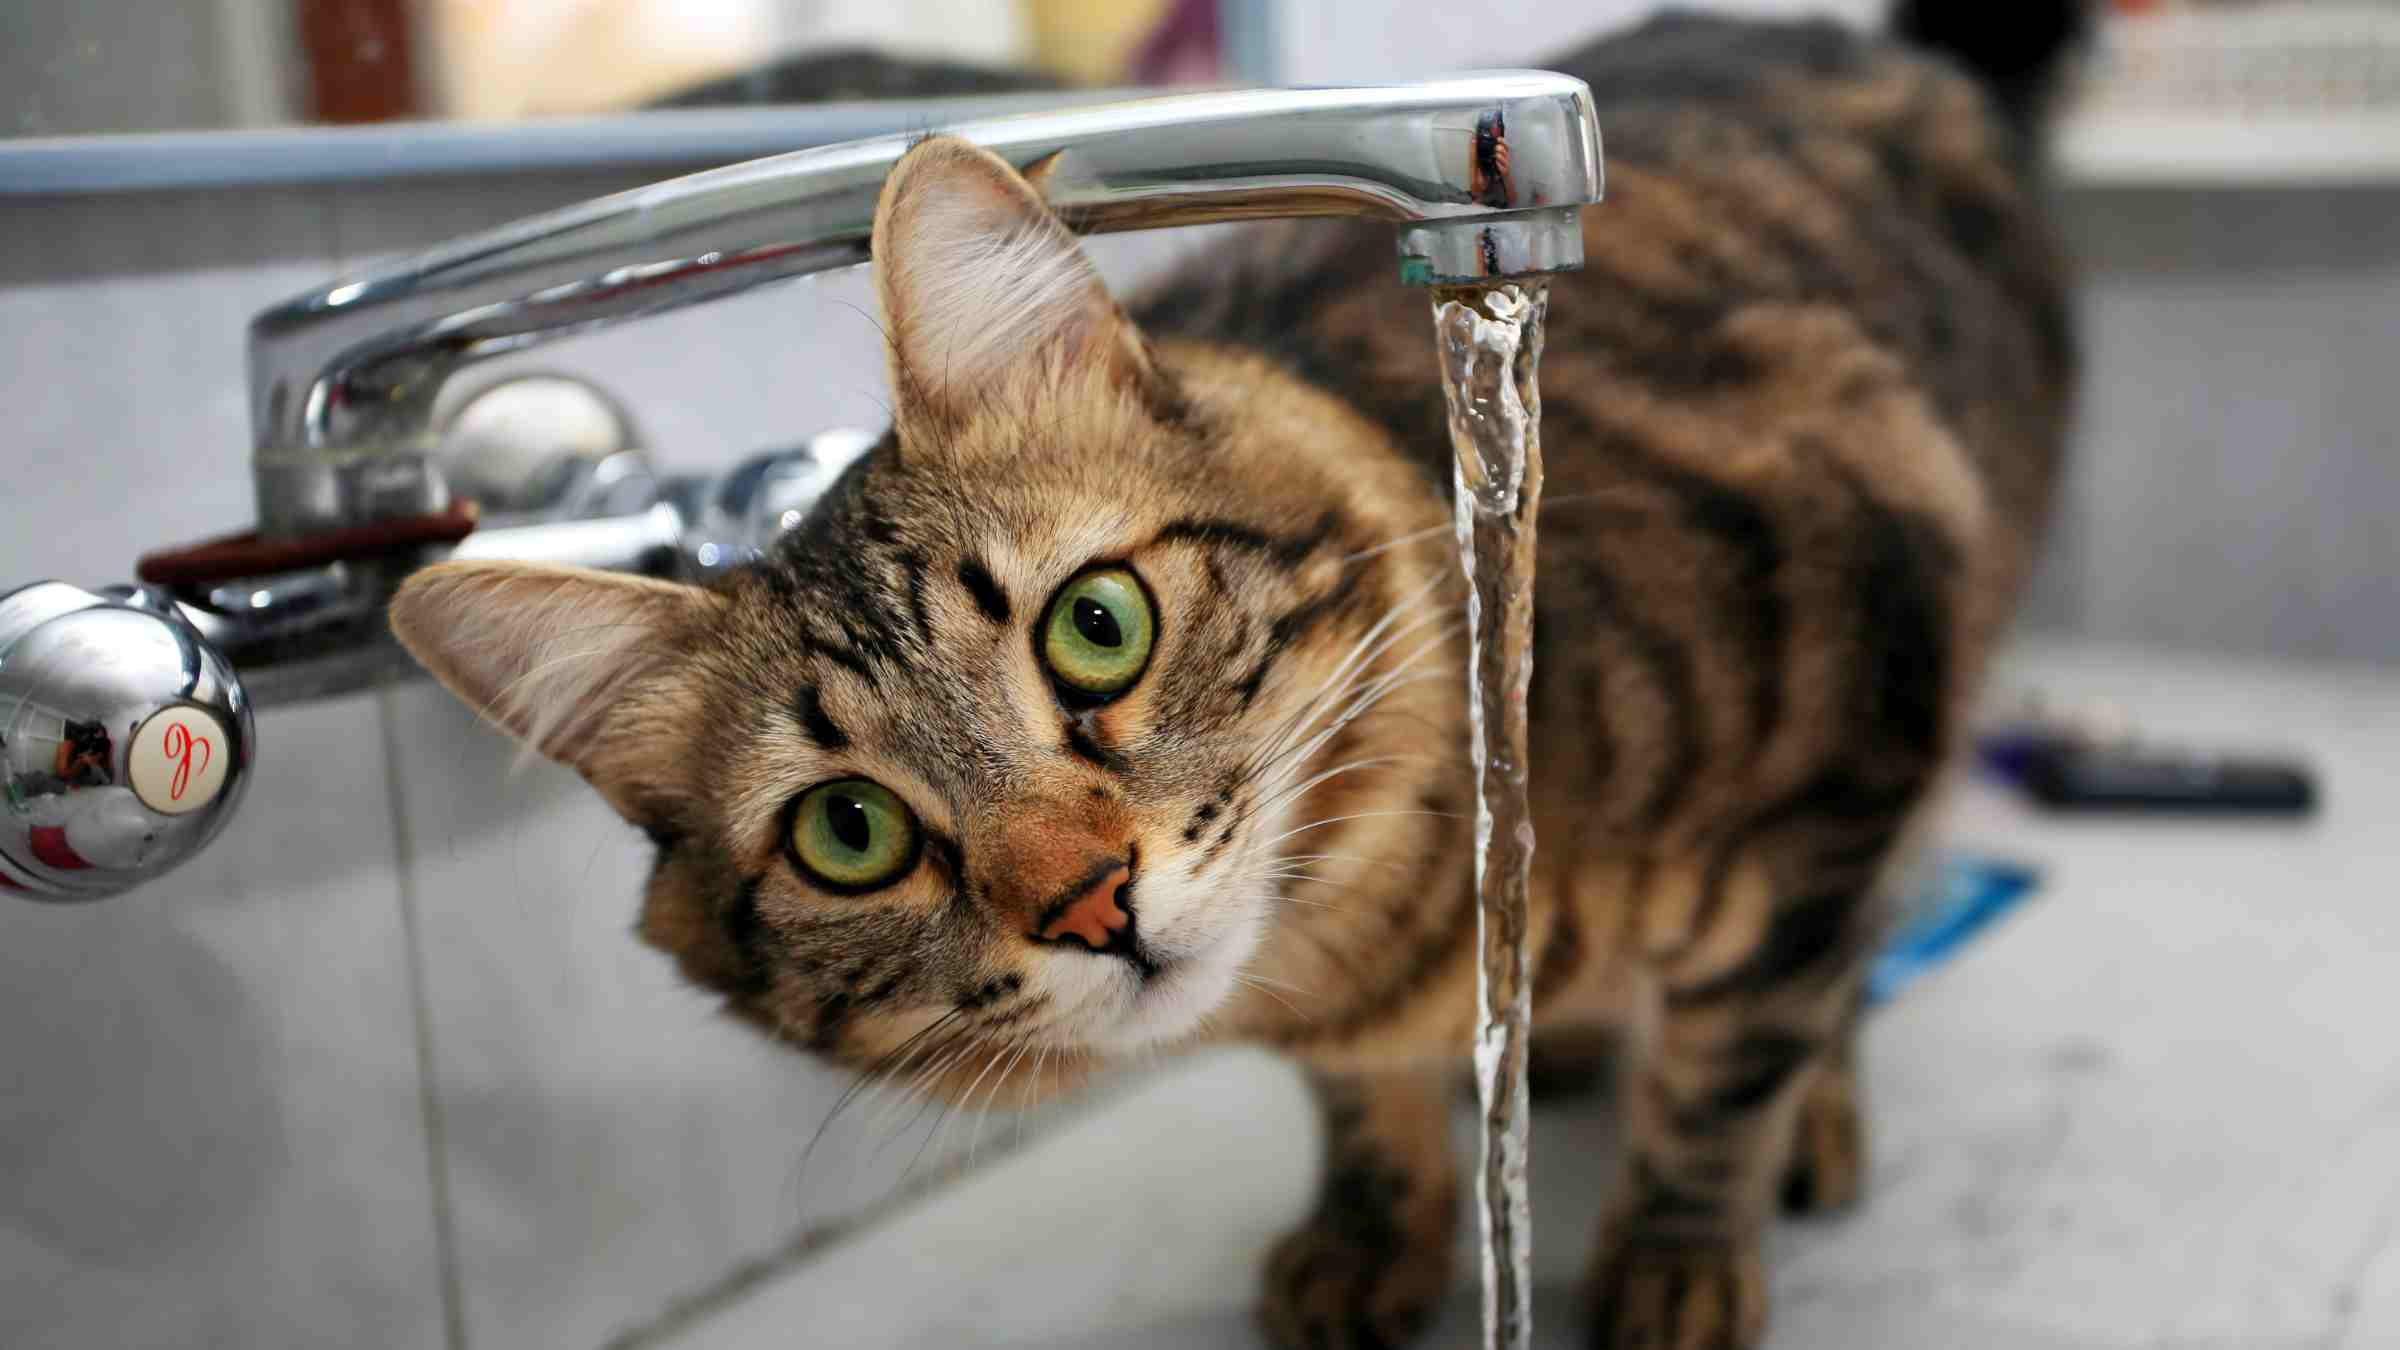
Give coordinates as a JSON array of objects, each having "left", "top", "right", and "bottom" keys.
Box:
[
  {"left": 0, "top": 583, "right": 252, "bottom": 902},
  {"left": 668, "top": 427, "right": 879, "bottom": 580},
  {"left": 437, "top": 372, "right": 658, "bottom": 522}
]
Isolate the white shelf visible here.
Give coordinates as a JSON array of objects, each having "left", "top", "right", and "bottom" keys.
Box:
[
  {"left": 2052, "top": 2, "right": 2400, "bottom": 188},
  {"left": 2052, "top": 107, "right": 2400, "bottom": 186}
]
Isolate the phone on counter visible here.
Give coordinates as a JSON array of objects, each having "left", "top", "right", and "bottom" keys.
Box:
[{"left": 2007, "top": 738, "right": 2318, "bottom": 816}]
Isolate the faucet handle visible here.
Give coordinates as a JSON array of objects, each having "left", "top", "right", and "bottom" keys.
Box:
[{"left": 0, "top": 583, "right": 252, "bottom": 902}]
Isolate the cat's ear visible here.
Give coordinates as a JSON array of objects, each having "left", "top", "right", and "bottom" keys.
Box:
[
  {"left": 871, "top": 135, "right": 1160, "bottom": 420},
  {"left": 388, "top": 561, "right": 720, "bottom": 819}
]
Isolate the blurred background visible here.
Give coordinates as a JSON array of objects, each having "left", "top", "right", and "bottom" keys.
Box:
[{"left": 2, "top": 1, "right": 2396, "bottom": 1348}]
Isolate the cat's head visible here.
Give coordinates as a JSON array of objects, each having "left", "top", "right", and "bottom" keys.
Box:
[{"left": 390, "top": 138, "right": 1457, "bottom": 1099}]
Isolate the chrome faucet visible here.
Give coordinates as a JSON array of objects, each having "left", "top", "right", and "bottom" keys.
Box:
[{"left": 2, "top": 72, "right": 1604, "bottom": 901}]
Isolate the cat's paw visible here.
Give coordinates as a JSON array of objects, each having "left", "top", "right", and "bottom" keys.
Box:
[
  {"left": 1256, "top": 1218, "right": 1447, "bottom": 1350},
  {"left": 1586, "top": 1238, "right": 1766, "bottom": 1350},
  {"left": 1780, "top": 1063, "right": 1866, "bottom": 1216}
]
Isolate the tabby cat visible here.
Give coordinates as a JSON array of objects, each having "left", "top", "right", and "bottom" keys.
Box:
[{"left": 389, "top": 11, "right": 2077, "bottom": 1347}]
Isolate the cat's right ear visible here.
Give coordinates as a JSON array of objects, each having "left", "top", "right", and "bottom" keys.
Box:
[
  {"left": 870, "top": 135, "right": 1162, "bottom": 423},
  {"left": 388, "top": 561, "right": 720, "bottom": 819}
]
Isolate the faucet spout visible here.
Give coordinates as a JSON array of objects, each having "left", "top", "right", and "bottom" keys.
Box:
[{"left": 245, "top": 71, "right": 1602, "bottom": 536}]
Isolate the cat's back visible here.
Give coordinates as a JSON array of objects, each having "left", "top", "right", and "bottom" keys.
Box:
[
  {"left": 1142, "top": 13, "right": 2069, "bottom": 539},
  {"left": 1520, "top": 12, "right": 2072, "bottom": 845},
  {"left": 1548, "top": 11, "right": 2072, "bottom": 534}
]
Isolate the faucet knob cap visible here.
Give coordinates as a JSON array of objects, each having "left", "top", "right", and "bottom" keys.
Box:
[{"left": 0, "top": 583, "right": 252, "bottom": 902}]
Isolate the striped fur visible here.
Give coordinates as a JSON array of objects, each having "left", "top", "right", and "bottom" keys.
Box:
[{"left": 389, "top": 15, "right": 2072, "bottom": 1350}]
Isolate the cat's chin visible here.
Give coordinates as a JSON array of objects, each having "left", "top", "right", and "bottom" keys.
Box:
[
  {"left": 1080, "top": 907, "right": 1263, "bottom": 1055},
  {"left": 1084, "top": 961, "right": 1222, "bottom": 1053}
]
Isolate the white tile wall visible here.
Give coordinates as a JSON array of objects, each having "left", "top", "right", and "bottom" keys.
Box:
[
  {"left": 0, "top": 188, "right": 455, "bottom": 1350},
  {"left": 0, "top": 168, "right": 913, "bottom": 1349},
  {"left": 382, "top": 681, "right": 891, "bottom": 1347},
  {"left": 0, "top": 187, "right": 333, "bottom": 587},
  {"left": 0, "top": 694, "right": 446, "bottom": 1350}
]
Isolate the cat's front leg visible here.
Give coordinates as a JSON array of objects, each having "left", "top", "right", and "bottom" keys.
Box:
[
  {"left": 1781, "top": 1017, "right": 1866, "bottom": 1217},
  {"left": 1587, "top": 875, "right": 1876, "bottom": 1349},
  {"left": 1259, "top": 1065, "right": 1457, "bottom": 1350}
]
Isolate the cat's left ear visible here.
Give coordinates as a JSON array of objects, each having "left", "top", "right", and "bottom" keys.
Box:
[
  {"left": 871, "top": 135, "right": 1162, "bottom": 421},
  {"left": 388, "top": 561, "right": 722, "bottom": 825}
]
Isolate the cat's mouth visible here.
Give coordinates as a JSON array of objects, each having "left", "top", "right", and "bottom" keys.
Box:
[
  {"left": 1009, "top": 835, "right": 1277, "bottom": 1055},
  {"left": 1067, "top": 888, "right": 1262, "bottom": 1054}
]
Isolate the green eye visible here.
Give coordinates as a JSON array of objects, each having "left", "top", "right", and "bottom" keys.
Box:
[
  {"left": 1042, "top": 567, "right": 1156, "bottom": 696},
  {"left": 788, "top": 779, "right": 919, "bottom": 890}
]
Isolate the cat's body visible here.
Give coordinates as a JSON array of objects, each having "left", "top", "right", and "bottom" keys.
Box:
[
  {"left": 1133, "top": 18, "right": 2073, "bottom": 1342},
  {"left": 392, "top": 13, "right": 2075, "bottom": 1348}
]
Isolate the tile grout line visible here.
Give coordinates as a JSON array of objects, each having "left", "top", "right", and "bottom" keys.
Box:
[
  {"left": 378, "top": 687, "right": 470, "bottom": 1350},
  {"left": 597, "top": 1074, "right": 1152, "bottom": 1350}
]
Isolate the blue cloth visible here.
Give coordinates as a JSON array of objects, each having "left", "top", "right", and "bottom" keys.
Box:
[{"left": 1865, "top": 856, "right": 2041, "bottom": 1008}]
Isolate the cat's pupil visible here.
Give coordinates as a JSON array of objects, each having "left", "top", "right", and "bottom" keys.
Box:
[
  {"left": 826, "top": 794, "right": 872, "bottom": 853},
  {"left": 1072, "top": 597, "right": 1122, "bottom": 648}
]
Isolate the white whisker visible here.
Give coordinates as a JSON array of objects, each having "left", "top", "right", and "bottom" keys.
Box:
[
  {"left": 1256, "top": 755, "right": 1407, "bottom": 815},
  {"left": 1227, "top": 887, "right": 1340, "bottom": 912},
  {"left": 1341, "top": 519, "right": 1456, "bottom": 564},
  {"left": 1249, "top": 576, "right": 1449, "bottom": 772},
  {"left": 1261, "top": 808, "right": 1458, "bottom": 848},
  {"left": 1277, "top": 852, "right": 1412, "bottom": 872},
  {"left": 1258, "top": 612, "right": 1445, "bottom": 767},
  {"left": 1233, "top": 973, "right": 1309, "bottom": 1020},
  {"left": 920, "top": 1041, "right": 1012, "bottom": 1177},
  {"left": 1235, "top": 968, "right": 1310, "bottom": 994},
  {"left": 967, "top": 1038, "right": 1034, "bottom": 1165},
  {"left": 1262, "top": 623, "right": 1459, "bottom": 780},
  {"left": 1251, "top": 867, "right": 1339, "bottom": 887}
]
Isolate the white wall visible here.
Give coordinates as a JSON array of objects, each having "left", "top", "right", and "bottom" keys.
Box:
[
  {"left": 2029, "top": 186, "right": 2400, "bottom": 657},
  {"left": 1267, "top": 0, "right": 1885, "bottom": 82}
]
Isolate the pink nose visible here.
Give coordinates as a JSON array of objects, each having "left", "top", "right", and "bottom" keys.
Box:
[{"left": 1034, "top": 861, "right": 1132, "bottom": 951}]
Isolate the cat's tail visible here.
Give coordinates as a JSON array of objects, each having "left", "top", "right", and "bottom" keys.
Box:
[{"left": 1891, "top": 0, "right": 2091, "bottom": 137}]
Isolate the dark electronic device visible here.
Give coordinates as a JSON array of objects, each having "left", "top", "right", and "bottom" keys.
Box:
[{"left": 2015, "top": 741, "right": 2318, "bottom": 816}]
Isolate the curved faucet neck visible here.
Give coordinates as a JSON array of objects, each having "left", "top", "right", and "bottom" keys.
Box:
[{"left": 243, "top": 73, "right": 1603, "bottom": 538}]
